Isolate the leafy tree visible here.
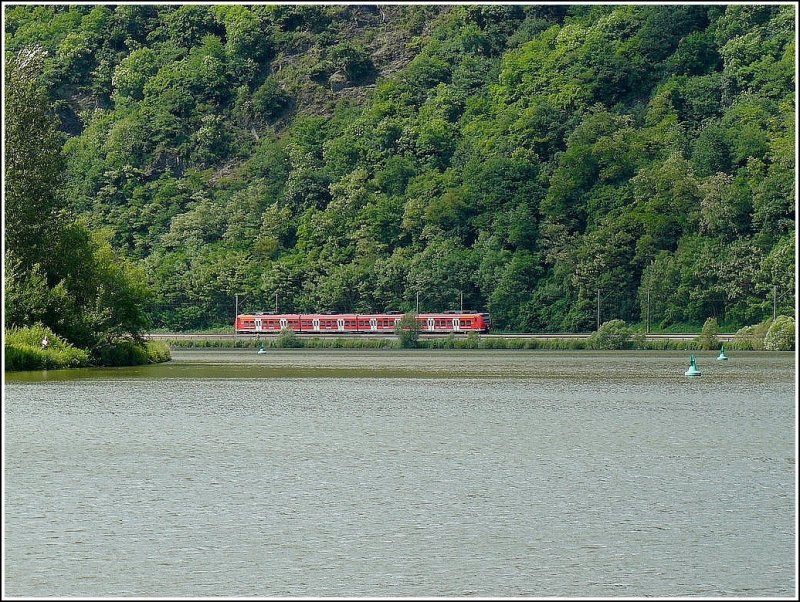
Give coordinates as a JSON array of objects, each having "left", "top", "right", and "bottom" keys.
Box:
[
  {"left": 586, "top": 319, "right": 632, "bottom": 350},
  {"left": 3, "top": 253, "right": 51, "bottom": 328},
  {"left": 764, "top": 316, "right": 795, "bottom": 351},
  {"left": 252, "top": 76, "right": 289, "bottom": 119},
  {"left": 275, "top": 327, "right": 302, "bottom": 348},
  {"left": 327, "top": 42, "right": 374, "bottom": 81},
  {"left": 395, "top": 312, "right": 420, "bottom": 348},
  {"left": 111, "top": 47, "right": 160, "bottom": 102},
  {"left": 696, "top": 317, "right": 720, "bottom": 350},
  {"left": 5, "top": 47, "right": 65, "bottom": 271}
]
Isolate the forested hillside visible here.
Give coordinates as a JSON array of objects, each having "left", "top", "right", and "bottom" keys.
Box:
[{"left": 4, "top": 3, "right": 796, "bottom": 332}]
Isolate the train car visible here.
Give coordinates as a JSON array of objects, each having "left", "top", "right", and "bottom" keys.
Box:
[{"left": 235, "top": 312, "right": 491, "bottom": 334}]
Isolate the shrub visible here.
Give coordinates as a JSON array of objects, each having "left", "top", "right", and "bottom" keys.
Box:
[
  {"left": 4, "top": 325, "right": 90, "bottom": 370},
  {"left": 4, "top": 343, "right": 46, "bottom": 371},
  {"left": 275, "top": 327, "right": 303, "bottom": 348},
  {"left": 586, "top": 319, "right": 632, "bottom": 350},
  {"left": 93, "top": 339, "right": 149, "bottom": 366},
  {"left": 464, "top": 331, "right": 480, "bottom": 349},
  {"left": 764, "top": 315, "right": 795, "bottom": 351},
  {"left": 327, "top": 42, "right": 374, "bottom": 80},
  {"left": 252, "top": 76, "right": 289, "bottom": 118},
  {"left": 735, "top": 319, "right": 772, "bottom": 350},
  {"left": 696, "top": 317, "right": 721, "bottom": 350},
  {"left": 483, "top": 337, "right": 508, "bottom": 349},
  {"left": 146, "top": 341, "right": 172, "bottom": 363},
  {"left": 395, "top": 313, "right": 420, "bottom": 348}
]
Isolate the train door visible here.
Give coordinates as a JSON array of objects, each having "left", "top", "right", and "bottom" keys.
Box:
[
  {"left": 337, "top": 318, "right": 345, "bottom": 332},
  {"left": 452, "top": 318, "right": 460, "bottom": 331},
  {"left": 427, "top": 317, "right": 435, "bottom": 331},
  {"left": 279, "top": 318, "right": 287, "bottom": 330},
  {"left": 369, "top": 318, "right": 377, "bottom": 331},
  {"left": 312, "top": 318, "right": 320, "bottom": 331},
  {"left": 255, "top": 318, "right": 262, "bottom": 332}
]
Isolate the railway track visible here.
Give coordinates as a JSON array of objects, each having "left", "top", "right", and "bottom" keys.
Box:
[{"left": 146, "top": 332, "right": 737, "bottom": 342}]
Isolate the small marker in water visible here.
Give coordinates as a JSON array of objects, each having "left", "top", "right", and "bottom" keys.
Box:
[
  {"left": 257, "top": 346, "right": 266, "bottom": 354},
  {"left": 717, "top": 345, "right": 728, "bottom": 361},
  {"left": 685, "top": 354, "right": 701, "bottom": 377}
]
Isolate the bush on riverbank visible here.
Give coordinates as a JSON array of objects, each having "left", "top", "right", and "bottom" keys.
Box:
[
  {"left": 395, "top": 313, "right": 421, "bottom": 348},
  {"left": 764, "top": 316, "right": 795, "bottom": 351},
  {"left": 4, "top": 325, "right": 90, "bottom": 370},
  {"left": 146, "top": 341, "right": 172, "bottom": 363},
  {"left": 4, "top": 326, "right": 171, "bottom": 371},
  {"left": 274, "top": 328, "right": 303, "bottom": 348},
  {"left": 696, "top": 318, "right": 721, "bottom": 350},
  {"left": 733, "top": 318, "right": 774, "bottom": 350},
  {"left": 586, "top": 320, "right": 632, "bottom": 350},
  {"left": 91, "top": 338, "right": 172, "bottom": 366}
]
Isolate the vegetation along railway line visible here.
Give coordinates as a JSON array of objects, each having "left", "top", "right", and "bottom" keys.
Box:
[{"left": 146, "top": 333, "right": 737, "bottom": 343}]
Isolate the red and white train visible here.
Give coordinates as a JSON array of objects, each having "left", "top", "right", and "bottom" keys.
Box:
[{"left": 235, "top": 312, "right": 492, "bottom": 334}]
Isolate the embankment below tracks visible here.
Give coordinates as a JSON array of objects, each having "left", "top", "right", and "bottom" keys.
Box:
[{"left": 145, "top": 332, "right": 737, "bottom": 348}]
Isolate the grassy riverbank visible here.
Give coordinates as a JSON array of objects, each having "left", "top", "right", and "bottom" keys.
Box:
[
  {"left": 163, "top": 334, "right": 754, "bottom": 352},
  {"left": 4, "top": 325, "right": 171, "bottom": 371},
  {"left": 158, "top": 317, "right": 795, "bottom": 352}
]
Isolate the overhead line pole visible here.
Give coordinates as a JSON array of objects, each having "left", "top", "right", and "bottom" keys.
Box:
[
  {"left": 596, "top": 289, "right": 600, "bottom": 330},
  {"left": 773, "top": 285, "right": 777, "bottom": 321}
]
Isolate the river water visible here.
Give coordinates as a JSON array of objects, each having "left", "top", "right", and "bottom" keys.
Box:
[{"left": 4, "top": 350, "right": 796, "bottom": 597}]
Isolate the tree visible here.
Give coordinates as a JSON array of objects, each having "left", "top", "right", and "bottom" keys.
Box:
[
  {"left": 5, "top": 46, "right": 65, "bottom": 272},
  {"left": 252, "top": 76, "right": 289, "bottom": 119},
  {"left": 395, "top": 312, "right": 420, "bottom": 348},
  {"left": 327, "top": 42, "right": 374, "bottom": 81},
  {"left": 586, "top": 319, "right": 632, "bottom": 350},
  {"left": 3, "top": 252, "right": 51, "bottom": 328},
  {"left": 696, "top": 317, "right": 720, "bottom": 350},
  {"left": 764, "top": 316, "right": 795, "bottom": 351}
]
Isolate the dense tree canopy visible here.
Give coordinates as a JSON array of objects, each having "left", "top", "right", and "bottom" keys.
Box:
[
  {"left": 4, "top": 4, "right": 796, "bottom": 332},
  {"left": 4, "top": 45, "right": 149, "bottom": 351}
]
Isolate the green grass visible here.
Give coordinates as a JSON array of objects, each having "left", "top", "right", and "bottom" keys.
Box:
[
  {"left": 4, "top": 325, "right": 172, "bottom": 371},
  {"left": 4, "top": 325, "right": 90, "bottom": 370},
  {"left": 164, "top": 335, "right": 706, "bottom": 351}
]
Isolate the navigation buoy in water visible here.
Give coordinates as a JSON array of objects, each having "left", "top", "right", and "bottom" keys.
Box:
[
  {"left": 717, "top": 345, "right": 728, "bottom": 361},
  {"left": 257, "top": 346, "right": 266, "bottom": 354},
  {"left": 685, "top": 354, "right": 701, "bottom": 377}
]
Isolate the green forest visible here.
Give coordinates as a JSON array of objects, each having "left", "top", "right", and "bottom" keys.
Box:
[{"left": 4, "top": 3, "right": 796, "bottom": 338}]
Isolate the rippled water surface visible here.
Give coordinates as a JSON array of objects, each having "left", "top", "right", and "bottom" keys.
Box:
[{"left": 4, "top": 350, "right": 796, "bottom": 597}]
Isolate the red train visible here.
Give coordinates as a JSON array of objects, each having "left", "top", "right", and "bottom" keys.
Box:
[{"left": 235, "top": 312, "right": 492, "bottom": 334}]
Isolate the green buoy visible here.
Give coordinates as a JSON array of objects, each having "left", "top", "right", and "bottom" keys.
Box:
[
  {"left": 717, "top": 345, "right": 728, "bottom": 361},
  {"left": 685, "top": 354, "right": 701, "bottom": 377}
]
